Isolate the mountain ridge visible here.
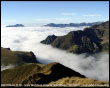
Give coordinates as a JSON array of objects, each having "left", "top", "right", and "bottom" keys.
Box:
[
  {"left": 6, "top": 24, "right": 24, "bottom": 27},
  {"left": 44, "top": 22, "right": 103, "bottom": 27},
  {"left": 41, "top": 21, "right": 109, "bottom": 54}
]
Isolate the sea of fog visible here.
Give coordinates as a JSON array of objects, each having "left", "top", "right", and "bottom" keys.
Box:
[{"left": 1, "top": 25, "right": 109, "bottom": 81}]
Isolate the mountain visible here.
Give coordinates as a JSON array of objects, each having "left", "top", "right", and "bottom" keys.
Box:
[
  {"left": 41, "top": 21, "right": 109, "bottom": 54},
  {"left": 44, "top": 22, "right": 103, "bottom": 27},
  {"left": 1, "top": 47, "right": 38, "bottom": 66},
  {"left": 1, "top": 62, "right": 85, "bottom": 84},
  {"left": 1, "top": 62, "right": 109, "bottom": 87},
  {"left": 6, "top": 24, "right": 24, "bottom": 27},
  {"left": 1, "top": 48, "right": 109, "bottom": 87}
]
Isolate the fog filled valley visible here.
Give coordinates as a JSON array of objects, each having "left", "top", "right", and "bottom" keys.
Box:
[
  {"left": 1, "top": 1, "right": 109, "bottom": 87},
  {"left": 1, "top": 25, "right": 109, "bottom": 82}
]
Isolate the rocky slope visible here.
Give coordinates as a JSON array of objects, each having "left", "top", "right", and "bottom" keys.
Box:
[
  {"left": 1, "top": 47, "right": 38, "bottom": 66},
  {"left": 41, "top": 21, "right": 109, "bottom": 54},
  {"left": 41, "top": 35, "right": 57, "bottom": 44}
]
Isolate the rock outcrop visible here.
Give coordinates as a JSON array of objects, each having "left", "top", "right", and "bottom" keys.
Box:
[{"left": 41, "top": 35, "right": 57, "bottom": 44}]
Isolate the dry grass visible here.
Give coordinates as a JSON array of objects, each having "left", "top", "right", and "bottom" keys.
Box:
[{"left": 49, "top": 77, "right": 109, "bottom": 87}]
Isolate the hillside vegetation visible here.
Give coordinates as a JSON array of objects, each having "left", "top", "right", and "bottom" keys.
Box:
[
  {"left": 41, "top": 21, "right": 109, "bottom": 54},
  {"left": 1, "top": 47, "right": 38, "bottom": 66},
  {"left": 1, "top": 62, "right": 109, "bottom": 87}
]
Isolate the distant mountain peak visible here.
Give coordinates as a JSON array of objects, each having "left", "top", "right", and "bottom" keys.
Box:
[
  {"left": 44, "top": 22, "right": 103, "bottom": 27},
  {"left": 6, "top": 24, "right": 24, "bottom": 27}
]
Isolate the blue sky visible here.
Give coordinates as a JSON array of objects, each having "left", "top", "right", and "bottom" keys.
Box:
[{"left": 1, "top": 1, "right": 109, "bottom": 25}]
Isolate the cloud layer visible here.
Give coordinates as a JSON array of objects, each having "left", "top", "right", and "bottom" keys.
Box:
[{"left": 1, "top": 25, "right": 109, "bottom": 81}]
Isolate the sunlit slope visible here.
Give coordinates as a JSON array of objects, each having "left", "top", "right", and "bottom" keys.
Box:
[
  {"left": 1, "top": 47, "right": 38, "bottom": 66},
  {"left": 49, "top": 77, "right": 109, "bottom": 87},
  {"left": 1, "top": 63, "right": 44, "bottom": 84}
]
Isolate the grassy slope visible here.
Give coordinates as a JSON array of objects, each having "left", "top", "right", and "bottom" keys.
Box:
[
  {"left": 1, "top": 47, "right": 38, "bottom": 66},
  {"left": 1, "top": 63, "right": 45, "bottom": 84},
  {"left": 92, "top": 21, "right": 109, "bottom": 52},
  {"left": 49, "top": 77, "right": 109, "bottom": 87},
  {"left": 50, "top": 21, "right": 109, "bottom": 54},
  {"left": 1, "top": 62, "right": 109, "bottom": 87},
  {"left": 1, "top": 62, "right": 85, "bottom": 84}
]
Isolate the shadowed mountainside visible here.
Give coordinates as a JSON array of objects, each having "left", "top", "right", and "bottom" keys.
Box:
[{"left": 41, "top": 21, "right": 109, "bottom": 54}]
